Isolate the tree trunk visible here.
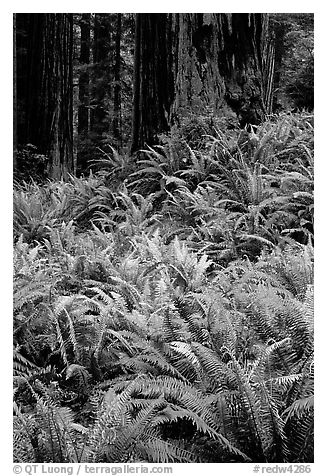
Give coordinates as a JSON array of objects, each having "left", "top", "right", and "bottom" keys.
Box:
[
  {"left": 113, "top": 13, "right": 122, "bottom": 149},
  {"left": 13, "top": 13, "right": 17, "bottom": 171},
  {"left": 90, "top": 14, "right": 111, "bottom": 139},
  {"left": 172, "top": 14, "right": 204, "bottom": 116},
  {"left": 262, "top": 37, "right": 275, "bottom": 114},
  {"left": 131, "top": 14, "right": 174, "bottom": 153},
  {"left": 17, "top": 14, "right": 74, "bottom": 179},
  {"left": 78, "top": 13, "right": 91, "bottom": 174},
  {"left": 173, "top": 13, "right": 269, "bottom": 127},
  {"left": 131, "top": 13, "right": 269, "bottom": 152},
  {"left": 271, "top": 18, "right": 287, "bottom": 110},
  {"left": 45, "top": 14, "right": 74, "bottom": 179},
  {"left": 131, "top": 14, "right": 141, "bottom": 153}
]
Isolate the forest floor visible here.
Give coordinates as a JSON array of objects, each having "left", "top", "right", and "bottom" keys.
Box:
[{"left": 13, "top": 112, "right": 314, "bottom": 463}]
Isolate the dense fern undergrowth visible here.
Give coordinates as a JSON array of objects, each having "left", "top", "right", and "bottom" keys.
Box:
[{"left": 13, "top": 112, "right": 314, "bottom": 463}]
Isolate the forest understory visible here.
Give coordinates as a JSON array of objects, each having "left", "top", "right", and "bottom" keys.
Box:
[{"left": 13, "top": 111, "right": 314, "bottom": 463}]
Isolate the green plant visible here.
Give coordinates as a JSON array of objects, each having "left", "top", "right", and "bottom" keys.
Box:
[{"left": 13, "top": 111, "right": 314, "bottom": 463}]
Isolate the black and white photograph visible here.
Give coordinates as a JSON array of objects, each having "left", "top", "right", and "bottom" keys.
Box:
[{"left": 11, "top": 7, "right": 316, "bottom": 470}]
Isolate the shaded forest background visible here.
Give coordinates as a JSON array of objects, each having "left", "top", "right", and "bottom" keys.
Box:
[{"left": 14, "top": 13, "right": 313, "bottom": 181}]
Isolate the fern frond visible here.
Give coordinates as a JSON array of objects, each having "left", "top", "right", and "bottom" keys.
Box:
[
  {"left": 283, "top": 395, "right": 314, "bottom": 422},
  {"left": 138, "top": 435, "right": 197, "bottom": 462}
]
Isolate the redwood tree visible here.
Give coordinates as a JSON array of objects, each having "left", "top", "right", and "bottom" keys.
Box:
[
  {"left": 173, "top": 13, "right": 270, "bottom": 127},
  {"left": 16, "top": 13, "right": 74, "bottom": 179},
  {"left": 113, "top": 13, "right": 122, "bottom": 148},
  {"left": 131, "top": 13, "right": 271, "bottom": 152},
  {"left": 77, "top": 13, "right": 91, "bottom": 174},
  {"left": 13, "top": 13, "right": 17, "bottom": 170},
  {"left": 131, "top": 14, "right": 175, "bottom": 153},
  {"left": 90, "top": 14, "right": 111, "bottom": 139}
]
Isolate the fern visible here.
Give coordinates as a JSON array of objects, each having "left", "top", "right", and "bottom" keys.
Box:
[
  {"left": 13, "top": 112, "right": 314, "bottom": 463},
  {"left": 14, "top": 381, "right": 86, "bottom": 462}
]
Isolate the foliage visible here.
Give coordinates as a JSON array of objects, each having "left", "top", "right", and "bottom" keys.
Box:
[
  {"left": 73, "top": 13, "right": 134, "bottom": 164},
  {"left": 15, "top": 145, "right": 49, "bottom": 183},
  {"left": 13, "top": 112, "right": 314, "bottom": 463},
  {"left": 270, "top": 14, "right": 314, "bottom": 111}
]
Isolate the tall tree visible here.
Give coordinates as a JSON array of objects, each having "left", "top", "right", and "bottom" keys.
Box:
[
  {"left": 16, "top": 13, "right": 74, "bottom": 179},
  {"left": 113, "top": 13, "right": 122, "bottom": 148},
  {"left": 90, "top": 14, "right": 111, "bottom": 139},
  {"left": 262, "top": 35, "right": 275, "bottom": 115},
  {"left": 271, "top": 15, "right": 287, "bottom": 107},
  {"left": 173, "top": 14, "right": 269, "bottom": 127},
  {"left": 77, "top": 13, "right": 91, "bottom": 174},
  {"left": 13, "top": 13, "right": 17, "bottom": 170},
  {"left": 131, "top": 14, "right": 174, "bottom": 153},
  {"left": 131, "top": 13, "right": 270, "bottom": 152}
]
